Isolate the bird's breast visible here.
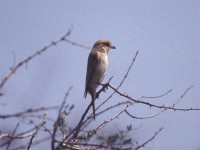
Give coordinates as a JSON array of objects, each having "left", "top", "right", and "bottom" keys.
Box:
[
  {"left": 91, "top": 53, "right": 108, "bottom": 86},
  {"left": 96, "top": 53, "right": 108, "bottom": 74}
]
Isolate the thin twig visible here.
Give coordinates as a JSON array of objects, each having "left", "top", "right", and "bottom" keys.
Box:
[
  {"left": 87, "top": 105, "right": 129, "bottom": 138},
  {"left": 0, "top": 29, "right": 90, "bottom": 90},
  {"left": 6, "top": 123, "right": 20, "bottom": 150},
  {"left": 108, "top": 83, "right": 200, "bottom": 111},
  {"left": 140, "top": 89, "right": 172, "bottom": 99},
  {"left": 63, "top": 39, "right": 90, "bottom": 49},
  {"left": 27, "top": 112, "right": 47, "bottom": 150},
  {"left": 0, "top": 30, "right": 71, "bottom": 90},
  {"left": 51, "top": 86, "right": 73, "bottom": 150},
  {"left": 82, "top": 101, "right": 131, "bottom": 129},
  {"left": 125, "top": 86, "right": 194, "bottom": 119},
  {"left": 125, "top": 109, "right": 165, "bottom": 120},
  {"left": 0, "top": 106, "right": 59, "bottom": 119},
  {"left": 135, "top": 127, "right": 164, "bottom": 150},
  {"left": 0, "top": 113, "right": 47, "bottom": 140},
  {"left": 97, "top": 51, "right": 139, "bottom": 109}
]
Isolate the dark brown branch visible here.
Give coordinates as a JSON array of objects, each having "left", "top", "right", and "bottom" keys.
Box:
[{"left": 71, "top": 101, "right": 93, "bottom": 139}]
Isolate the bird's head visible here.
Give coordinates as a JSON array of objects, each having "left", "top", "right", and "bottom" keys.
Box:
[{"left": 93, "top": 40, "right": 116, "bottom": 53}]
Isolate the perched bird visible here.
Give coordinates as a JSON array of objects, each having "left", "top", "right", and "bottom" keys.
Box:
[{"left": 84, "top": 40, "right": 116, "bottom": 120}]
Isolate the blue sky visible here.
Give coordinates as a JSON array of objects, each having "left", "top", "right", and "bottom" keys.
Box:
[{"left": 0, "top": 0, "right": 200, "bottom": 149}]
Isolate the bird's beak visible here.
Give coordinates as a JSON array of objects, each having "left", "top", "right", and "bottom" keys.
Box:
[{"left": 110, "top": 45, "right": 116, "bottom": 49}]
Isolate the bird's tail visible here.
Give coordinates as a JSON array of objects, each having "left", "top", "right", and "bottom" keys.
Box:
[{"left": 91, "top": 93, "right": 96, "bottom": 120}]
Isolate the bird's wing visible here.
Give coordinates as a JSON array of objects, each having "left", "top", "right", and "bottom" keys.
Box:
[{"left": 84, "top": 51, "right": 98, "bottom": 97}]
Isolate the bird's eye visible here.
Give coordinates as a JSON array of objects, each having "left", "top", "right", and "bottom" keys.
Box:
[{"left": 105, "top": 43, "right": 110, "bottom": 47}]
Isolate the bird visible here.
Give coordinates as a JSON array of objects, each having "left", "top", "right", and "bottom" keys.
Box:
[{"left": 84, "top": 40, "right": 116, "bottom": 120}]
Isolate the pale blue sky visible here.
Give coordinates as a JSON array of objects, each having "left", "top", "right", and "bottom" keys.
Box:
[{"left": 0, "top": 0, "right": 200, "bottom": 149}]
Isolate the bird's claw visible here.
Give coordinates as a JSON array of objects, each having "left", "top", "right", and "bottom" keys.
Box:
[
  {"left": 96, "top": 83, "right": 109, "bottom": 99},
  {"left": 102, "top": 83, "right": 109, "bottom": 92}
]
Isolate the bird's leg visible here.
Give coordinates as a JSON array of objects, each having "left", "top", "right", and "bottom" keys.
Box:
[
  {"left": 96, "top": 82, "right": 109, "bottom": 99},
  {"left": 96, "top": 77, "right": 113, "bottom": 99},
  {"left": 102, "top": 82, "right": 109, "bottom": 92}
]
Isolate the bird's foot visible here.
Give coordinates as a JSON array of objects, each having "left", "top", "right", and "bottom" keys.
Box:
[
  {"left": 96, "top": 82, "right": 109, "bottom": 99},
  {"left": 102, "top": 83, "right": 109, "bottom": 92}
]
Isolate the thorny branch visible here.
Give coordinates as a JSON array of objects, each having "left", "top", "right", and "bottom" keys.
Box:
[
  {"left": 125, "top": 86, "right": 194, "bottom": 119},
  {"left": 135, "top": 127, "right": 164, "bottom": 150},
  {"left": 0, "top": 106, "right": 59, "bottom": 119},
  {"left": 107, "top": 83, "right": 199, "bottom": 111},
  {"left": 0, "top": 29, "right": 90, "bottom": 91},
  {"left": 140, "top": 89, "right": 172, "bottom": 99}
]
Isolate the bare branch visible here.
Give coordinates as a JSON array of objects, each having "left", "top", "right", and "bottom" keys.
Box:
[
  {"left": 51, "top": 86, "right": 73, "bottom": 150},
  {"left": 0, "top": 106, "right": 59, "bottom": 119},
  {"left": 0, "top": 29, "right": 69, "bottom": 90},
  {"left": 86, "top": 105, "right": 129, "bottom": 138},
  {"left": 135, "top": 127, "right": 164, "bottom": 150},
  {"left": 0, "top": 113, "right": 47, "bottom": 140},
  {"left": 63, "top": 39, "right": 90, "bottom": 49},
  {"left": 140, "top": 89, "right": 172, "bottom": 99},
  {"left": 125, "top": 86, "right": 194, "bottom": 119},
  {"left": 82, "top": 101, "right": 131, "bottom": 130},
  {"left": 0, "top": 130, "right": 37, "bottom": 140},
  {"left": 108, "top": 83, "right": 200, "bottom": 111},
  {"left": 27, "top": 112, "right": 47, "bottom": 150},
  {"left": 72, "top": 101, "right": 93, "bottom": 139},
  {"left": 0, "top": 29, "right": 89, "bottom": 91},
  {"left": 8, "top": 136, "right": 51, "bottom": 150},
  {"left": 97, "top": 51, "right": 139, "bottom": 110},
  {"left": 125, "top": 109, "right": 165, "bottom": 120},
  {"left": 6, "top": 123, "right": 20, "bottom": 150}
]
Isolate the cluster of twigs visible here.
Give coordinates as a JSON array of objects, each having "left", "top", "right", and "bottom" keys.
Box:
[{"left": 0, "top": 30, "right": 199, "bottom": 150}]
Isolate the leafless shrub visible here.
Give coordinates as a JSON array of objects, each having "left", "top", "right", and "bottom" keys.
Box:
[{"left": 0, "top": 30, "right": 199, "bottom": 150}]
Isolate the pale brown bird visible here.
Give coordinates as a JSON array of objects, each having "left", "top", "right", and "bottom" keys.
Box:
[{"left": 84, "top": 40, "right": 116, "bottom": 120}]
